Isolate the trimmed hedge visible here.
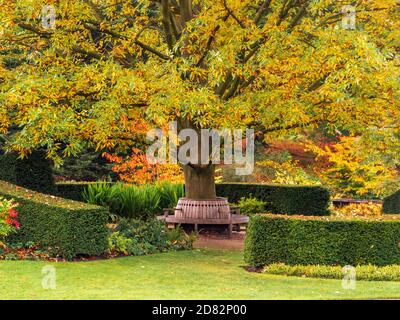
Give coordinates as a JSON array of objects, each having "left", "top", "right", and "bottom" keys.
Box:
[
  {"left": 56, "top": 182, "right": 331, "bottom": 216},
  {"left": 383, "top": 190, "right": 400, "bottom": 214},
  {"left": 56, "top": 182, "right": 96, "bottom": 201},
  {"left": 244, "top": 214, "right": 400, "bottom": 267},
  {"left": 216, "top": 183, "right": 330, "bottom": 216},
  {"left": 263, "top": 263, "right": 400, "bottom": 282},
  {"left": 1, "top": 180, "right": 108, "bottom": 259},
  {"left": 0, "top": 150, "right": 55, "bottom": 194}
]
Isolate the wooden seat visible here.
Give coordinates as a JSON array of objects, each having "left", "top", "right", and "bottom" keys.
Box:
[{"left": 160, "top": 206, "right": 249, "bottom": 237}]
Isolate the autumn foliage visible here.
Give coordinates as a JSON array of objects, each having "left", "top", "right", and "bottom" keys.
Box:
[
  {"left": 0, "top": 197, "right": 20, "bottom": 241},
  {"left": 104, "top": 148, "right": 183, "bottom": 185},
  {"left": 309, "top": 136, "right": 399, "bottom": 197},
  {"left": 0, "top": 0, "right": 399, "bottom": 199}
]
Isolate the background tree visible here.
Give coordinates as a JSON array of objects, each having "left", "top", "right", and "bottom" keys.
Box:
[
  {"left": 0, "top": 0, "right": 399, "bottom": 200},
  {"left": 309, "top": 135, "right": 400, "bottom": 198}
]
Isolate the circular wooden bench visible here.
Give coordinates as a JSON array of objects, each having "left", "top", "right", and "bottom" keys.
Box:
[{"left": 158, "top": 202, "right": 249, "bottom": 237}]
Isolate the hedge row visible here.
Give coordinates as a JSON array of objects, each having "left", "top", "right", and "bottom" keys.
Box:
[
  {"left": 56, "top": 181, "right": 95, "bottom": 201},
  {"left": 244, "top": 214, "right": 400, "bottom": 267},
  {"left": 0, "top": 150, "right": 55, "bottom": 194},
  {"left": 56, "top": 182, "right": 331, "bottom": 216},
  {"left": 216, "top": 183, "right": 330, "bottom": 216},
  {"left": 1, "top": 180, "right": 108, "bottom": 259},
  {"left": 383, "top": 190, "right": 400, "bottom": 214}
]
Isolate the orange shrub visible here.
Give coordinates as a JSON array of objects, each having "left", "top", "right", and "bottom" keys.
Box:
[{"left": 104, "top": 148, "right": 183, "bottom": 184}]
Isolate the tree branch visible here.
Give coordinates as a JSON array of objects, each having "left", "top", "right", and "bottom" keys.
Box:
[
  {"left": 254, "top": 0, "right": 272, "bottom": 25},
  {"left": 83, "top": 0, "right": 105, "bottom": 22},
  {"left": 215, "top": 72, "right": 232, "bottom": 96},
  {"left": 161, "top": 0, "right": 175, "bottom": 52},
  {"left": 223, "top": 0, "right": 246, "bottom": 29},
  {"left": 195, "top": 14, "right": 229, "bottom": 67},
  {"left": 277, "top": 0, "right": 296, "bottom": 25},
  {"left": 222, "top": 76, "right": 241, "bottom": 100},
  {"left": 85, "top": 20, "right": 173, "bottom": 61},
  {"left": 179, "top": 0, "right": 193, "bottom": 23},
  {"left": 288, "top": 2, "right": 309, "bottom": 30},
  {"left": 264, "top": 119, "right": 320, "bottom": 133},
  {"left": 134, "top": 39, "right": 172, "bottom": 60},
  {"left": 307, "top": 75, "right": 329, "bottom": 92},
  {"left": 16, "top": 22, "right": 51, "bottom": 38},
  {"left": 169, "top": 11, "right": 180, "bottom": 40},
  {"left": 71, "top": 45, "right": 103, "bottom": 60}
]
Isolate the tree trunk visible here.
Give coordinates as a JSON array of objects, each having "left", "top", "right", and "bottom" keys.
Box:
[{"left": 183, "top": 163, "right": 216, "bottom": 199}]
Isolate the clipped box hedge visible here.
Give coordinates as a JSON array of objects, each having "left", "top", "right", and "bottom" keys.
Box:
[
  {"left": 1, "top": 180, "right": 108, "bottom": 259},
  {"left": 244, "top": 214, "right": 400, "bottom": 267},
  {"left": 383, "top": 190, "right": 400, "bottom": 214},
  {"left": 57, "top": 182, "right": 331, "bottom": 216},
  {"left": 216, "top": 183, "right": 330, "bottom": 216},
  {"left": 56, "top": 181, "right": 96, "bottom": 201}
]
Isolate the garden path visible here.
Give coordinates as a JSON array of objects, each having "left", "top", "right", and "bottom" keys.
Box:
[{"left": 193, "top": 231, "right": 245, "bottom": 250}]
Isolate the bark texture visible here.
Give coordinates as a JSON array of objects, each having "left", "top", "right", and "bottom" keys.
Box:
[{"left": 183, "top": 163, "right": 216, "bottom": 199}]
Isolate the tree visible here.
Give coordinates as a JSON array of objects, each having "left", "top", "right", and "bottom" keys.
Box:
[
  {"left": 0, "top": 0, "right": 399, "bottom": 201},
  {"left": 309, "top": 135, "right": 399, "bottom": 198}
]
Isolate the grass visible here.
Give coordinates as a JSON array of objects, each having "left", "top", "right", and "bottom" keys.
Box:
[{"left": 1, "top": 249, "right": 400, "bottom": 300}]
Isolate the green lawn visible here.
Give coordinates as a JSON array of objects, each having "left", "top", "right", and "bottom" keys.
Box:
[{"left": 1, "top": 249, "right": 399, "bottom": 299}]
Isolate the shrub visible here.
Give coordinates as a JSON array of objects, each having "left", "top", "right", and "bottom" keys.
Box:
[
  {"left": 238, "top": 197, "right": 266, "bottom": 216},
  {"left": 263, "top": 263, "right": 400, "bottom": 282},
  {"left": 104, "top": 148, "right": 183, "bottom": 184},
  {"left": 82, "top": 181, "right": 113, "bottom": 207},
  {"left": 56, "top": 182, "right": 93, "bottom": 201},
  {"left": 107, "top": 232, "right": 130, "bottom": 255},
  {"left": 244, "top": 214, "right": 400, "bottom": 267},
  {"left": 115, "top": 218, "right": 168, "bottom": 249},
  {"left": 383, "top": 190, "right": 400, "bottom": 214},
  {"left": 216, "top": 183, "right": 330, "bottom": 216},
  {"left": 107, "top": 218, "right": 194, "bottom": 256},
  {"left": 157, "top": 182, "right": 185, "bottom": 211},
  {"left": 101, "top": 183, "right": 161, "bottom": 219},
  {"left": 0, "top": 150, "right": 55, "bottom": 194},
  {"left": 107, "top": 232, "right": 157, "bottom": 256},
  {"left": 57, "top": 182, "right": 330, "bottom": 216},
  {"left": 165, "top": 225, "right": 197, "bottom": 250},
  {"left": 0, "top": 197, "right": 20, "bottom": 239},
  {"left": 82, "top": 182, "right": 184, "bottom": 219},
  {"left": 0, "top": 180, "right": 108, "bottom": 259},
  {"left": 117, "top": 184, "right": 161, "bottom": 219}
]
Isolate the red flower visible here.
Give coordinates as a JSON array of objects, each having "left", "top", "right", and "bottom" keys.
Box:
[
  {"left": 8, "top": 209, "right": 18, "bottom": 218},
  {"left": 12, "top": 220, "right": 20, "bottom": 230},
  {"left": 4, "top": 216, "right": 20, "bottom": 229}
]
